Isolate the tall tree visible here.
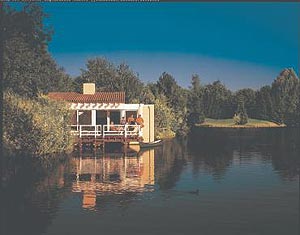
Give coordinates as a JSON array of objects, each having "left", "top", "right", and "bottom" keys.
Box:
[
  {"left": 202, "top": 81, "right": 232, "bottom": 119},
  {"left": 234, "top": 88, "right": 256, "bottom": 118},
  {"left": 255, "top": 85, "right": 274, "bottom": 120},
  {"left": 2, "top": 3, "right": 73, "bottom": 98},
  {"left": 187, "top": 74, "right": 205, "bottom": 125},
  {"left": 271, "top": 68, "right": 300, "bottom": 125},
  {"left": 76, "top": 58, "right": 143, "bottom": 103},
  {"left": 156, "top": 72, "right": 188, "bottom": 132}
]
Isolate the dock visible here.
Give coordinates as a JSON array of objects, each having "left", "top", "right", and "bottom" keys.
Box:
[{"left": 71, "top": 124, "right": 143, "bottom": 151}]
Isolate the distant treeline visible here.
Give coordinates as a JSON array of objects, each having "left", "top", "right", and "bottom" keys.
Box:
[
  {"left": 2, "top": 3, "right": 300, "bottom": 154},
  {"left": 73, "top": 63, "right": 300, "bottom": 133}
]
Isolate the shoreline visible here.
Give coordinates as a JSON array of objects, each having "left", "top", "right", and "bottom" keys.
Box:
[
  {"left": 195, "top": 118, "right": 286, "bottom": 129},
  {"left": 195, "top": 125, "right": 286, "bottom": 129}
]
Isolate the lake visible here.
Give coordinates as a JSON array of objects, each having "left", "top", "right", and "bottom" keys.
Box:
[{"left": 1, "top": 128, "right": 299, "bottom": 235}]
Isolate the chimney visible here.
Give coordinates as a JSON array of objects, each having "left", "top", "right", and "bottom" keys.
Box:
[{"left": 83, "top": 83, "right": 95, "bottom": 95}]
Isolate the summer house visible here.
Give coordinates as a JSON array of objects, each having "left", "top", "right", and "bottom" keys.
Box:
[{"left": 48, "top": 83, "right": 154, "bottom": 146}]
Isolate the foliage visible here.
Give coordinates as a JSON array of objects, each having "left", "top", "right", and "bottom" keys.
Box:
[
  {"left": 2, "top": 3, "right": 74, "bottom": 98},
  {"left": 2, "top": 2, "right": 300, "bottom": 155},
  {"left": 139, "top": 84, "right": 156, "bottom": 104},
  {"left": 202, "top": 81, "right": 233, "bottom": 119},
  {"left": 156, "top": 72, "right": 189, "bottom": 134},
  {"left": 187, "top": 74, "right": 205, "bottom": 126},
  {"left": 270, "top": 68, "right": 300, "bottom": 125},
  {"left": 187, "top": 112, "right": 205, "bottom": 126},
  {"left": 2, "top": 3, "right": 52, "bottom": 51},
  {"left": 3, "top": 92, "right": 73, "bottom": 156},
  {"left": 234, "top": 99, "right": 248, "bottom": 125},
  {"left": 76, "top": 58, "right": 143, "bottom": 103},
  {"left": 153, "top": 95, "right": 177, "bottom": 138},
  {"left": 255, "top": 85, "right": 274, "bottom": 120},
  {"left": 234, "top": 88, "right": 256, "bottom": 118}
]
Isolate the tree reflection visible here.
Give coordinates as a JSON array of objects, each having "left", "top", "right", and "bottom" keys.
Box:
[
  {"left": 1, "top": 155, "right": 70, "bottom": 235},
  {"left": 1, "top": 149, "right": 157, "bottom": 235},
  {"left": 155, "top": 138, "right": 187, "bottom": 189},
  {"left": 1, "top": 128, "right": 298, "bottom": 235},
  {"left": 188, "top": 127, "right": 300, "bottom": 181},
  {"left": 187, "top": 129, "right": 234, "bottom": 180}
]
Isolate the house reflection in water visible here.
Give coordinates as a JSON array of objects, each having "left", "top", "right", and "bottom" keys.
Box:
[{"left": 70, "top": 149, "right": 155, "bottom": 210}]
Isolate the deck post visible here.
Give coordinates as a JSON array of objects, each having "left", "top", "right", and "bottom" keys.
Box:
[
  {"left": 125, "top": 125, "right": 128, "bottom": 138},
  {"left": 79, "top": 138, "right": 83, "bottom": 154}
]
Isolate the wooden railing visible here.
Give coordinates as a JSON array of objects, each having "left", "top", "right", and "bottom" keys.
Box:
[
  {"left": 103, "top": 125, "right": 124, "bottom": 137},
  {"left": 71, "top": 125, "right": 102, "bottom": 138},
  {"left": 70, "top": 124, "right": 141, "bottom": 138}
]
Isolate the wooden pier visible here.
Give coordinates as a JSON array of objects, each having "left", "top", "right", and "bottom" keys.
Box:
[{"left": 71, "top": 124, "right": 143, "bottom": 152}]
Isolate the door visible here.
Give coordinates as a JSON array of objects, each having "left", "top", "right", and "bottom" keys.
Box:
[
  {"left": 96, "top": 110, "right": 106, "bottom": 125},
  {"left": 110, "top": 111, "right": 121, "bottom": 124}
]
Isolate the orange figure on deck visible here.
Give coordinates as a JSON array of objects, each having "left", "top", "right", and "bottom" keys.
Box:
[{"left": 136, "top": 114, "right": 144, "bottom": 128}]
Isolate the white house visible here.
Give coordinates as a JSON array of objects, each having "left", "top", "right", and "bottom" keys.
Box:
[{"left": 48, "top": 83, "right": 154, "bottom": 144}]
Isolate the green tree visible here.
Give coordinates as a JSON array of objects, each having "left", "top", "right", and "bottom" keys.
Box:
[
  {"left": 255, "top": 85, "right": 274, "bottom": 120},
  {"left": 76, "top": 58, "right": 143, "bottom": 103},
  {"left": 140, "top": 84, "right": 156, "bottom": 104},
  {"left": 271, "top": 68, "right": 300, "bottom": 125},
  {"left": 156, "top": 72, "right": 188, "bottom": 133},
  {"left": 187, "top": 74, "right": 205, "bottom": 126},
  {"left": 203, "top": 81, "right": 232, "bottom": 119},
  {"left": 153, "top": 95, "right": 176, "bottom": 138},
  {"left": 234, "top": 98, "right": 248, "bottom": 125},
  {"left": 234, "top": 88, "right": 256, "bottom": 118},
  {"left": 2, "top": 3, "right": 73, "bottom": 98}
]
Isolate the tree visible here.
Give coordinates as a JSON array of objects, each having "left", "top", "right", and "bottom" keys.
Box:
[
  {"left": 140, "top": 84, "right": 156, "bottom": 104},
  {"left": 234, "top": 98, "right": 248, "bottom": 125},
  {"left": 271, "top": 68, "right": 300, "bottom": 125},
  {"left": 156, "top": 72, "right": 188, "bottom": 133},
  {"left": 2, "top": 3, "right": 73, "bottom": 98},
  {"left": 187, "top": 74, "right": 205, "bottom": 126},
  {"left": 157, "top": 72, "right": 188, "bottom": 110},
  {"left": 116, "top": 63, "right": 143, "bottom": 103},
  {"left": 76, "top": 58, "right": 143, "bottom": 103},
  {"left": 202, "top": 81, "right": 232, "bottom": 119},
  {"left": 153, "top": 95, "right": 177, "bottom": 138},
  {"left": 255, "top": 85, "right": 274, "bottom": 120},
  {"left": 234, "top": 88, "right": 256, "bottom": 118}
]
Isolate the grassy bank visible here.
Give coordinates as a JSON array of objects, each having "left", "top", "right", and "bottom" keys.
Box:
[{"left": 196, "top": 118, "right": 285, "bottom": 128}]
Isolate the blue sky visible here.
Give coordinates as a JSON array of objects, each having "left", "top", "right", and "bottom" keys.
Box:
[{"left": 14, "top": 2, "right": 300, "bottom": 90}]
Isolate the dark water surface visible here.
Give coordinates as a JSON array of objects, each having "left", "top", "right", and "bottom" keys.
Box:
[{"left": 1, "top": 128, "right": 299, "bottom": 235}]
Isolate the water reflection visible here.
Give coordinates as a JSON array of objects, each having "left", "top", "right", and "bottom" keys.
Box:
[
  {"left": 68, "top": 150, "right": 155, "bottom": 211},
  {"left": 1, "top": 128, "right": 299, "bottom": 235},
  {"left": 187, "top": 128, "right": 300, "bottom": 181}
]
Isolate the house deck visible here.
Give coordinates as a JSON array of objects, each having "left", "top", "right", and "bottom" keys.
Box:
[{"left": 71, "top": 124, "right": 143, "bottom": 149}]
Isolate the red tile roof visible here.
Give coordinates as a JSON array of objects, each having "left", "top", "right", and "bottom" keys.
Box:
[{"left": 48, "top": 92, "right": 125, "bottom": 103}]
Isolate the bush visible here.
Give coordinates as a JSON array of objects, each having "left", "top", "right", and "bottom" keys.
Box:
[
  {"left": 154, "top": 96, "right": 177, "bottom": 138},
  {"left": 3, "top": 92, "right": 73, "bottom": 156},
  {"left": 187, "top": 112, "right": 205, "bottom": 127},
  {"left": 234, "top": 100, "right": 248, "bottom": 125}
]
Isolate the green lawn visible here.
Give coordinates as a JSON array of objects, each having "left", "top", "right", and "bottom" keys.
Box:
[{"left": 196, "top": 118, "right": 285, "bottom": 128}]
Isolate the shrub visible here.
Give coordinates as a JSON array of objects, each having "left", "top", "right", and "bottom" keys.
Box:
[
  {"left": 3, "top": 92, "right": 73, "bottom": 156},
  {"left": 187, "top": 112, "right": 205, "bottom": 127},
  {"left": 234, "top": 100, "right": 248, "bottom": 125}
]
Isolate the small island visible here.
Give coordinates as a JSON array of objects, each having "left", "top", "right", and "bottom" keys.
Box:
[{"left": 196, "top": 118, "right": 286, "bottom": 128}]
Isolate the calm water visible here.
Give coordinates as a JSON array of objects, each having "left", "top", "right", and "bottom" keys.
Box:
[{"left": 1, "top": 128, "right": 299, "bottom": 235}]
